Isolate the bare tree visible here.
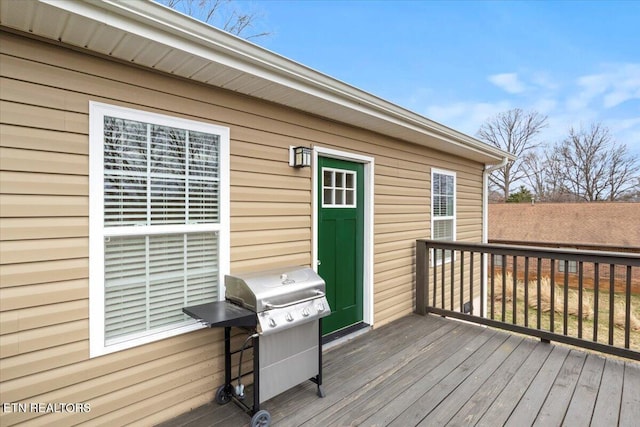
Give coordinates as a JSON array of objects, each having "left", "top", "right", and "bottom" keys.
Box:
[
  {"left": 524, "top": 148, "right": 578, "bottom": 202},
  {"left": 477, "top": 109, "right": 548, "bottom": 201},
  {"left": 159, "top": 0, "right": 271, "bottom": 40},
  {"left": 552, "top": 123, "right": 639, "bottom": 201}
]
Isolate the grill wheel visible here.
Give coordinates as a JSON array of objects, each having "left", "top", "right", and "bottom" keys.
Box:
[
  {"left": 215, "top": 385, "right": 231, "bottom": 405},
  {"left": 251, "top": 409, "right": 271, "bottom": 427}
]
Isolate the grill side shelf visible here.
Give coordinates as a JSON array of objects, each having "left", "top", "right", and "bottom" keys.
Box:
[{"left": 183, "top": 301, "right": 257, "bottom": 328}]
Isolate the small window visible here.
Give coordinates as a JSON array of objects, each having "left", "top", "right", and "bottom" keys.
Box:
[
  {"left": 89, "top": 102, "right": 229, "bottom": 357},
  {"left": 431, "top": 169, "right": 456, "bottom": 265},
  {"left": 322, "top": 168, "right": 356, "bottom": 208},
  {"left": 493, "top": 254, "right": 504, "bottom": 267},
  {"left": 558, "top": 260, "right": 578, "bottom": 274}
]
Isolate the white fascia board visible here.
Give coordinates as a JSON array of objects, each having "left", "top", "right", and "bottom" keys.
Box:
[{"left": 39, "top": 0, "right": 513, "bottom": 163}]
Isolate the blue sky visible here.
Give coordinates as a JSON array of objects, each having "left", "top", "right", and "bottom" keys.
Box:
[{"left": 204, "top": 1, "right": 640, "bottom": 155}]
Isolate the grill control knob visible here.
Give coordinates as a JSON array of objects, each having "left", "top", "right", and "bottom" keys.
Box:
[
  {"left": 316, "top": 303, "right": 325, "bottom": 313},
  {"left": 302, "top": 308, "right": 310, "bottom": 317},
  {"left": 286, "top": 313, "right": 294, "bottom": 322},
  {"left": 268, "top": 318, "right": 277, "bottom": 328}
]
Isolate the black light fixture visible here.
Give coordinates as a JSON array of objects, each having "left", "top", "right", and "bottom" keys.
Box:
[{"left": 292, "top": 146, "right": 312, "bottom": 168}]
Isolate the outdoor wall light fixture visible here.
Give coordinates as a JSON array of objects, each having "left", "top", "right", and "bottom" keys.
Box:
[{"left": 290, "top": 146, "right": 312, "bottom": 168}]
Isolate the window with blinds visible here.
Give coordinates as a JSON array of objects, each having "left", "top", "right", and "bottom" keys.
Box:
[
  {"left": 431, "top": 169, "right": 456, "bottom": 265},
  {"left": 90, "top": 102, "right": 229, "bottom": 357}
]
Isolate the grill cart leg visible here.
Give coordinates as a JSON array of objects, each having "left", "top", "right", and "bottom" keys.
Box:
[
  {"left": 215, "top": 327, "right": 234, "bottom": 404},
  {"left": 252, "top": 334, "right": 260, "bottom": 412},
  {"left": 224, "top": 327, "right": 232, "bottom": 388},
  {"left": 315, "top": 318, "right": 325, "bottom": 398}
]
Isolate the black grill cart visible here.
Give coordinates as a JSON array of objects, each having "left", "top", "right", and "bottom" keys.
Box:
[{"left": 183, "top": 301, "right": 270, "bottom": 427}]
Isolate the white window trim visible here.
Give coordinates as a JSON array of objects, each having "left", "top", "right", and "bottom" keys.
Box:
[
  {"left": 89, "top": 101, "right": 230, "bottom": 358},
  {"left": 431, "top": 168, "right": 456, "bottom": 266},
  {"left": 321, "top": 167, "right": 357, "bottom": 208},
  {"left": 558, "top": 260, "right": 578, "bottom": 273}
]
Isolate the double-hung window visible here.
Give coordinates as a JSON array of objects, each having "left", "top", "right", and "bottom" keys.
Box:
[
  {"left": 431, "top": 168, "right": 456, "bottom": 265},
  {"left": 89, "top": 102, "right": 229, "bottom": 357}
]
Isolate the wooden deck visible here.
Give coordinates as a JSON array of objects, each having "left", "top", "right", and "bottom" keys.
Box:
[{"left": 161, "top": 314, "right": 640, "bottom": 426}]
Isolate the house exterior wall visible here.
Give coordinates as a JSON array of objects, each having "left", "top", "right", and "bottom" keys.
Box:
[{"left": 0, "top": 31, "right": 485, "bottom": 425}]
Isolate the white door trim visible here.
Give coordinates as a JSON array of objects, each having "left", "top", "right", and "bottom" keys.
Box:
[{"left": 312, "top": 146, "right": 374, "bottom": 327}]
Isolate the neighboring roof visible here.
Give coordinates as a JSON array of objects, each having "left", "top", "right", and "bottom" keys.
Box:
[
  {"left": 0, "top": 0, "right": 514, "bottom": 165},
  {"left": 489, "top": 203, "right": 640, "bottom": 249}
]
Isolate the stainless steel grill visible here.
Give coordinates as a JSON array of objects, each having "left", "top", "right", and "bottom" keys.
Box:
[
  {"left": 183, "top": 266, "right": 330, "bottom": 426},
  {"left": 225, "top": 266, "right": 330, "bottom": 335},
  {"left": 225, "top": 266, "right": 330, "bottom": 403}
]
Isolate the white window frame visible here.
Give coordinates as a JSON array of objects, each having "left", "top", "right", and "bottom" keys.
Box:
[
  {"left": 321, "top": 167, "right": 357, "bottom": 208},
  {"left": 431, "top": 168, "right": 456, "bottom": 266},
  {"left": 558, "top": 260, "right": 578, "bottom": 274},
  {"left": 89, "top": 102, "right": 230, "bottom": 358}
]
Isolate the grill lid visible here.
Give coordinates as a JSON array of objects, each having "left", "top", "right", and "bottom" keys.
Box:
[{"left": 225, "top": 266, "right": 326, "bottom": 313}]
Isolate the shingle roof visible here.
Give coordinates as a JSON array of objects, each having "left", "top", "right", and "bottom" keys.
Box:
[{"left": 488, "top": 202, "right": 640, "bottom": 249}]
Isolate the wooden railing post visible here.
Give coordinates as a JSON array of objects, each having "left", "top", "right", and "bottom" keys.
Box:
[{"left": 415, "top": 240, "right": 428, "bottom": 315}]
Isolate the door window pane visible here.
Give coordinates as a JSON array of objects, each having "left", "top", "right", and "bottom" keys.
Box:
[{"left": 322, "top": 168, "right": 356, "bottom": 208}]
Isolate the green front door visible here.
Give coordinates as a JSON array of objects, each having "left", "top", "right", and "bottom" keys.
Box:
[{"left": 317, "top": 157, "right": 364, "bottom": 335}]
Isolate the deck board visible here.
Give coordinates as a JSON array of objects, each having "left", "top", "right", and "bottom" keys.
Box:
[
  {"left": 534, "top": 349, "right": 586, "bottom": 425},
  {"left": 562, "top": 354, "right": 605, "bottom": 426},
  {"left": 504, "top": 345, "right": 570, "bottom": 426},
  {"left": 591, "top": 358, "right": 625, "bottom": 427},
  {"left": 475, "top": 341, "right": 553, "bottom": 427},
  {"left": 158, "top": 314, "right": 640, "bottom": 427},
  {"left": 619, "top": 362, "right": 640, "bottom": 426},
  {"left": 445, "top": 337, "right": 536, "bottom": 426}
]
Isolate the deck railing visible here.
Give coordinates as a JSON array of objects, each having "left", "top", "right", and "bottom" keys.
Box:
[{"left": 415, "top": 239, "right": 640, "bottom": 360}]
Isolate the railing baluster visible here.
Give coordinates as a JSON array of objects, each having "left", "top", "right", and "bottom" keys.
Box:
[
  {"left": 480, "top": 252, "right": 487, "bottom": 317},
  {"left": 550, "top": 259, "right": 555, "bottom": 333},
  {"left": 501, "top": 255, "right": 507, "bottom": 322},
  {"left": 625, "top": 265, "right": 632, "bottom": 349},
  {"left": 450, "top": 249, "right": 455, "bottom": 311},
  {"left": 524, "top": 257, "right": 529, "bottom": 328},
  {"left": 537, "top": 258, "right": 542, "bottom": 330},
  {"left": 470, "top": 251, "right": 475, "bottom": 316},
  {"left": 594, "top": 263, "right": 599, "bottom": 342},
  {"left": 490, "top": 254, "right": 495, "bottom": 320},
  {"left": 609, "top": 264, "right": 615, "bottom": 346},
  {"left": 563, "top": 260, "right": 569, "bottom": 336},
  {"left": 425, "top": 242, "right": 430, "bottom": 315},
  {"left": 460, "top": 251, "right": 465, "bottom": 313},
  {"left": 512, "top": 256, "right": 518, "bottom": 324},
  {"left": 578, "top": 261, "right": 584, "bottom": 339},
  {"left": 433, "top": 248, "right": 437, "bottom": 307},
  {"left": 441, "top": 249, "right": 445, "bottom": 310}
]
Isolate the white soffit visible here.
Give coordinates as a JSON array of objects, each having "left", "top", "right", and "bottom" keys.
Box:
[{"left": 0, "top": 0, "right": 514, "bottom": 164}]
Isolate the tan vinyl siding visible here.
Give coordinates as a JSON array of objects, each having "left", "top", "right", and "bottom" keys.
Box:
[{"left": 0, "top": 30, "right": 485, "bottom": 425}]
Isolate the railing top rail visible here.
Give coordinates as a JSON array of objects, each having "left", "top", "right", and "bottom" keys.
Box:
[{"left": 417, "top": 239, "right": 640, "bottom": 266}]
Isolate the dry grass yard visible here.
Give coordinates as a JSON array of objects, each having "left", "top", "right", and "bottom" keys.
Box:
[{"left": 492, "top": 274, "right": 640, "bottom": 351}]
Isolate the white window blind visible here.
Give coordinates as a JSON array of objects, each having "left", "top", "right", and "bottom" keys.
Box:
[
  {"left": 431, "top": 169, "right": 456, "bottom": 264},
  {"left": 90, "top": 102, "right": 229, "bottom": 357}
]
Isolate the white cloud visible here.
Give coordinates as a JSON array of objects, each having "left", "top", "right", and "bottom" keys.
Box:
[
  {"left": 530, "top": 71, "right": 559, "bottom": 91},
  {"left": 488, "top": 73, "right": 527, "bottom": 94},
  {"left": 425, "top": 101, "right": 512, "bottom": 136},
  {"left": 419, "top": 64, "right": 640, "bottom": 151},
  {"left": 568, "top": 63, "right": 640, "bottom": 110}
]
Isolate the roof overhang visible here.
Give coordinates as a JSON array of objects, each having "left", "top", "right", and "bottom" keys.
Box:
[{"left": 0, "top": 0, "right": 515, "bottom": 165}]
